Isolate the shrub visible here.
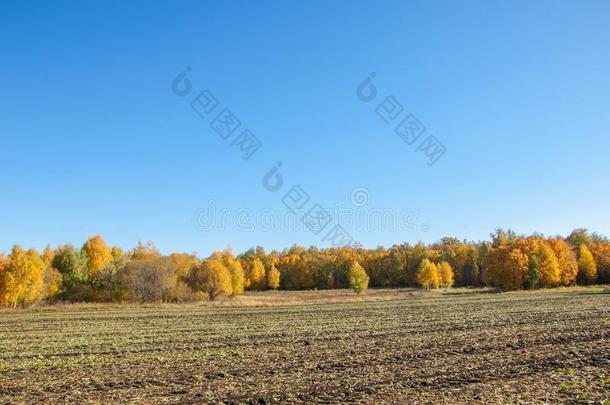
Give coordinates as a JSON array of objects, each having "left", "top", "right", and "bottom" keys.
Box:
[{"left": 118, "top": 257, "right": 181, "bottom": 303}]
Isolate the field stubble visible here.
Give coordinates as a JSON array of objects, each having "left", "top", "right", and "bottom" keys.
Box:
[{"left": 0, "top": 287, "right": 609, "bottom": 403}]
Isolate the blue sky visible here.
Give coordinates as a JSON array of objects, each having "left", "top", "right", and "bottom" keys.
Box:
[{"left": 1, "top": 0, "right": 609, "bottom": 256}]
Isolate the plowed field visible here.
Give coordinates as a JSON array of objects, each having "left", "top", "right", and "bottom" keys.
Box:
[{"left": 1, "top": 287, "right": 609, "bottom": 403}]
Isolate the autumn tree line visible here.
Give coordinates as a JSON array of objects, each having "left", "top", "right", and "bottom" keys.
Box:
[{"left": 0, "top": 228, "right": 608, "bottom": 307}]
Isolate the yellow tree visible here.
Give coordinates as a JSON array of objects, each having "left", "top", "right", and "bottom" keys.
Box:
[
  {"left": 590, "top": 243, "right": 610, "bottom": 283},
  {"left": 0, "top": 246, "right": 46, "bottom": 307},
  {"left": 0, "top": 254, "right": 8, "bottom": 304},
  {"left": 529, "top": 239, "right": 560, "bottom": 287},
  {"left": 41, "top": 245, "right": 63, "bottom": 301},
  {"left": 0, "top": 253, "right": 18, "bottom": 306},
  {"left": 486, "top": 244, "right": 529, "bottom": 290},
  {"left": 437, "top": 261, "right": 454, "bottom": 288},
  {"left": 548, "top": 238, "right": 578, "bottom": 286},
  {"left": 43, "top": 267, "right": 63, "bottom": 301},
  {"left": 502, "top": 248, "right": 529, "bottom": 290},
  {"left": 169, "top": 252, "right": 199, "bottom": 279},
  {"left": 188, "top": 259, "right": 232, "bottom": 300},
  {"left": 267, "top": 264, "right": 281, "bottom": 290},
  {"left": 509, "top": 238, "right": 560, "bottom": 287},
  {"left": 130, "top": 241, "right": 161, "bottom": 261},
  {"left": 434, "top": 239, "right": 470, "bottom": 286},
  {"left": 41, "top": 245, "right": 55, "bottom": 267},
  {"left": 416, "top": 259, "right": 440, "bottom": 289},
  {"left": 83, "top": 235, "right": 112, "bottom": 275},
  {"left": 348, "top": 260, "right": 369, "bottom": 294},
  {"left": 110, "top": 246, "right": 124, "bottom": 261},
  {"left": 221, "top": 250, "right": 244, "bottom": 297},
  {"left": 577, "top": 244, "right": 597, "bottom": 285},
  {"left": 246, "top": 258, "right": 266, "bottom": 290}
]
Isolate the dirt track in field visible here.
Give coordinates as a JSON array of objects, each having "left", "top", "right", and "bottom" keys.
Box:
[{"left": 1, "top": 287, "right": 609, "bottom": 403}]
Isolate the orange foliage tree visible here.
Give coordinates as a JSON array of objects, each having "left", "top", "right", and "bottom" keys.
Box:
[
  {"left": 590, "top": 243, "right": 610, "bottom": 283},
  {"left": 83, "top": 235, "right": 112, "bottom": 275}
]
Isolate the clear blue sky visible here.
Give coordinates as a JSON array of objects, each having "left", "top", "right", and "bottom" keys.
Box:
[{"left": 1, "top": 0, "right": 609, "bottom": 256}]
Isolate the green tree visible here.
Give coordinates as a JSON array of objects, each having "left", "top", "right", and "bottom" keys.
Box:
[
  {"left": 52, "top": 244, "right": 88, "bottom": 289},
  {"left": 490, "top": 228, "right": 517, "bottom": 247},
  {"left": 527, "top": 255, "right": 540, "bottom": 289},
  {"left": 567, "top": 228, "right": 592, "bottom": 248},
  {"left": 348, "top": 260, "right": 369, "bottom": 294},
  {"left": 470, "top": 260, "right": 481, "bottom": 286}
]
